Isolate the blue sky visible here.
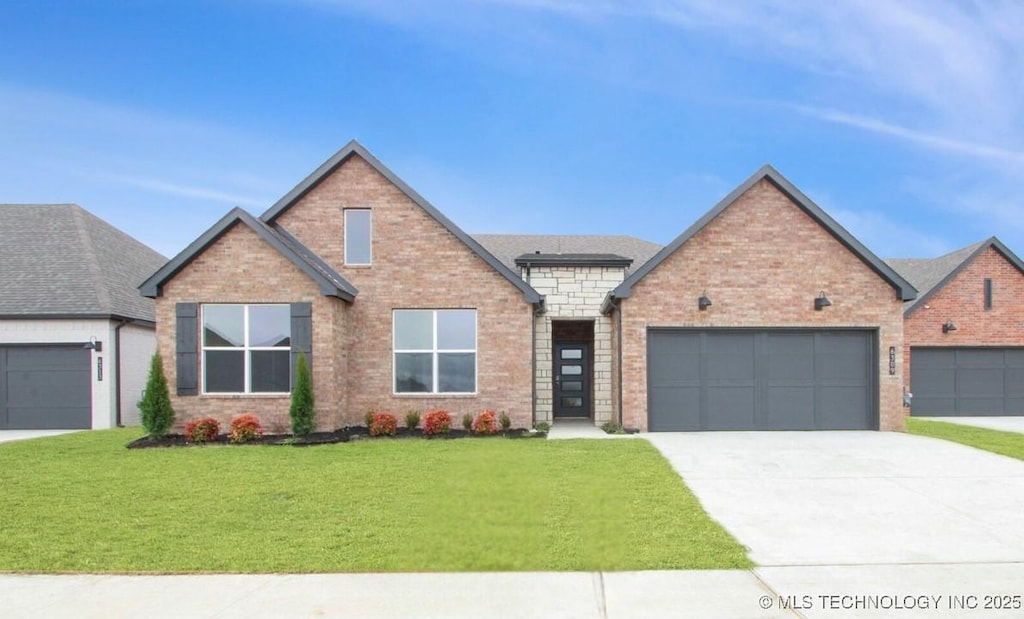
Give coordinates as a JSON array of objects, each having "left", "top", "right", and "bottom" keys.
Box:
[{"left": 2, "top": 1, "right": 1022, "bottom": 261}]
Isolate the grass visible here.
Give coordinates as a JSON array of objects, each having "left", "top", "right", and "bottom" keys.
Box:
[
  {"left": 907, "top": 417, "right": 1024, "bottom": 462},
  {"left": 0, "top": 429, "right": 750, "bottom": 573}
]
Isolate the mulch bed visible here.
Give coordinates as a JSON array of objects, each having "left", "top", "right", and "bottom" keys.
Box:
[{"left": 127, "top": 426, "right": 544, "bottom": 449}]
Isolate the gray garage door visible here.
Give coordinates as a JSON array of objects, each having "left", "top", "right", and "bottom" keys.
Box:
[
  {"left": 0, "top": 346, "right": 91, "bottom": 429},
  {"left": 648, "top": 329, "right": 876, "bottom": 431},
  {"left": 910, "top": 348, "right": 1024, "bottom": 416}
]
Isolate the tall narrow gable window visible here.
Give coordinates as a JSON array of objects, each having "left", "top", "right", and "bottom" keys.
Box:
[
  {"left": 394, "top": 309, "right": 477, "bottom": 394},
  {"left": 984, "top": 278, "right": 993, "bottom": 310},
  {"left": 345, "top": 209, "right": 372, "bottom": 266}
]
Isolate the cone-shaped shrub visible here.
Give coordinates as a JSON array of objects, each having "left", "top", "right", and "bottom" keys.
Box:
[
  {"left": 139, "top": 352, "right": 174, "bottom": 439},
  {"left": 290, "top": 352, "right": 315, "bottom": 436}
]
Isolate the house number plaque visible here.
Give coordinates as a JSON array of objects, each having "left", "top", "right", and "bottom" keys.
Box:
[
  {"left": 97, "top": 357, "right": 103, "bottom": 381},
  {"left": 888, "top": 347, "right": 896, "bottom": 376}
]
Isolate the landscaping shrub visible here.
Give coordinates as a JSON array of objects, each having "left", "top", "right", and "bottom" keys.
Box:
[
  {"left": 289, "top": 352, "right": 315, "bottom": 437},
  {"left": 499, "top": 411, "right": 512, "bottom": 431},
  {"left": 600, "top": 421, "right": 626, "bottom": 435},
  {"left": 534, "top": 421, "right": 551, "bottom": 433},
  {"left": 423, "top": 410, "right": 452, "bottom": 436},
  {"left": 139, "top": 352, "right": 174, "bottom": 439},
  {"left": 405, "top": 410, "right": 421, "bottom": 430},
  {"left": 472, "top": 410, "right": 499, "bottom": 435},
  {"left": 461, "top": 413, "right": 473, "bottom": 431},
  {"left": 370, "top": 412, "right": 398, "bottom": 437},
  {"left": 184, "top": 417, "right": 220, "bottom": 443},
  {"left": 364, "top": 411, "right": 375, "bottom": 428},
  {"left": 229, "top": 414, "right": 263, "bottom": 444}
]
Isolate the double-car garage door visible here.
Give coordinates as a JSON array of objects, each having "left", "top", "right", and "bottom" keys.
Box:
[
  {"left": 910, "top": 348, "right": 1024, "bottom": 416},
  {"left": 0, "top": 345, "right": 91, "bottom": 429},
  {"left": 648, "top": 329, "right": 877, "bottom": 431}
]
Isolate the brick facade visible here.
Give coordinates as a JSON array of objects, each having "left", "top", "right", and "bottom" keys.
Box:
[
  {"left": 153, "top": 153, "right": 536, "bottom": 432},
  {"left": 615, "top": 179, "right": 906, "bottom": 431},
  {"left": 903, "top": 246, "right": 1024, "bottom": 398}
]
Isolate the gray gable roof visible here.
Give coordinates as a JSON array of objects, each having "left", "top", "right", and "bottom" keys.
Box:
[
  {"left": 605, "top": 165, "right": 917, "bottom": 310},
  {"left": 887, "top": 237, "right": 1024, "bottom": 315},
  {"left": 473, "top": 234, "right": 662, "bottom": 276},
  {"left": 262, "top": 140, "right": 542, "bottom": 304},
  {"left": 139, "top": 208, "right": 357, "bottom": 301},
  {"left": 0, "top": 204, "right": 166, "bottom": 322}
]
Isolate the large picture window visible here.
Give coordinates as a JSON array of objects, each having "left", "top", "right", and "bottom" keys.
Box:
[
  {"left": 394, "top": 309, "right": 476, "bottom": 394},
  {"left": 203, "top": 304, "right": 291, "bottom": 394}
]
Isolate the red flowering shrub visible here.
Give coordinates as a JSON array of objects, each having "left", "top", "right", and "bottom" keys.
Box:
[
  {"left": 370, "top": 412, "right": 398, "bottom": 437},
  {"left": 184, "top": 416, "right": 220, "bottom": 443},
  {"left": 423, "top": 409, "right": 452, "bottom": 436},
  {"left": 472, "top": 409, "right": 499, "bottom": 435},
  {"left": 229, "top": 414, "right": 263, "bottom": 444}
]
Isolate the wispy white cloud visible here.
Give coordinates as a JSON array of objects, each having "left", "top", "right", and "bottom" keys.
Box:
[{"left": 96, "top": 173, "right": 270, "bottom": 208}]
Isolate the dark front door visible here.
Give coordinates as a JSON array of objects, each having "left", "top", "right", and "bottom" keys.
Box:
[{"left": 553, "top": 341, "right": 591, "bottom": 418}]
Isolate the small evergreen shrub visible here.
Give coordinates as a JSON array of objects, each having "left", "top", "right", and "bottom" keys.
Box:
[
  {"left": 289, "top": 352, "right": 315, "bottom": 436},
  {"left": 423, "top": 409, "right": 452, "bottom": 436},
  {"left": 461, "top": 413, "right": 473, "bottom": 431},
  {"left": 534, "top": 421, "right": 551, "bottom": 433},
  {"left": 499, "top": 411, "right": 512, "bottom": 431},
  {"left": 600, "top": 421, "right": 626, "bottom": 435},
  {"left": 405, "top": 410, "right": 421, "bottom": 430},
  {"left": 139, "top": 352, "right": 174, "bottom": 439},
  {"left": 472, "top": 410, "right": 499, "bottom": 435},
  {"left": 370, "top": 412, "right": 398, "bottom": 437},
  {"left": 229, "top": 414, "right": 263, "bottom": 444},
  {"left": 364, "top": 410, "right": 375, "bottom": 428},
  {"left": 184, "top": 417, "right": 220, "bottom": 443}
]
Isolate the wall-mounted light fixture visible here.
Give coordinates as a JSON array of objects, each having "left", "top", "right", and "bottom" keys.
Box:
[
  {"left": 698, "top": 292, "right": 712, "bottom": 310},
  {"left": 942, "top": 320, "right": 957, "bottom": 334},
  {"left": 814, "top": 291, "right": 832, "bottom": 311},
  {"left": 83, "top": 336, "right": 102, "bottom": 352}
]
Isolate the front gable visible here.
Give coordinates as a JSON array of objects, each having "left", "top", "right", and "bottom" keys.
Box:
[
  {"left": 262, "top": 141, "right": 541, "bottom": 304},
  {"left": 606, "top": 165, "right": 916, "bottom": 310}
]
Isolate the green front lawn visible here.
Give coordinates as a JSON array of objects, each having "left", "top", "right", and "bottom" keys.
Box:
[
  {"left": 0, "top": 430, "right": 750, "bottom": 573},
  {"left": 907, "top": 417, "right": 1024, "bottom": 462}
]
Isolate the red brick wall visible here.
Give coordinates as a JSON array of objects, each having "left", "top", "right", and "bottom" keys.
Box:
[
  {"left": 903, "top": 246, "right": 1024, "bottom": 399},
  {"left": 274, "top": 155, "right": 535, "bottom": 427},
  {"left": 617, "top": 179, "right": 906, "bottom": 431},
  {"left": 155, "top": 223, "right": 348, "bottom": 433}
]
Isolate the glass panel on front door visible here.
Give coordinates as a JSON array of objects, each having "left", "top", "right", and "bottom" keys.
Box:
[{"left": 553, "top": 342, "right": 591, "bottom": 418}]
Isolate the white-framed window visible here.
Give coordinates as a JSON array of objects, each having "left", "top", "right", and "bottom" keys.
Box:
[
  {"left": 344, "top": 208, "right": 372, "bottom": 265},
  {"left": 393, "top": 309, "right": 477, "bottom": 394},
  {"left": 202, "top": 304, "right": 291, "bottom": 394}
]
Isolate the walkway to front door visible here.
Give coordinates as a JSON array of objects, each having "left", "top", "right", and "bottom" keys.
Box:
[{"left": 553, "top": 341, "right": 591, "bottom": 418}]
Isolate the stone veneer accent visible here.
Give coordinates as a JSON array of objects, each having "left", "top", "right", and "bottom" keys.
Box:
[{"left": 526, "top": 265, "right": 626, "bottom": 425}]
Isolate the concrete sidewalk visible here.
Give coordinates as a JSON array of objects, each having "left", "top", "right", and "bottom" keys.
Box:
[
  {"left": 0, "top": 430, "right": 81, "bottom": 443},
  {"left": 4, "top": 564, "right": 1023, "bottom": 618}
]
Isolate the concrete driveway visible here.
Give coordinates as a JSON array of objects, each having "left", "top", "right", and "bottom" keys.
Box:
[
  {"left": 918, "top": 416, "right": 1024, "bottom": 434},
  {"left": 645, "top": 431, "right": 1024, "bottom": 566},
  {"left": 0, "top": 430, "right": 81, "bottom": 444}
]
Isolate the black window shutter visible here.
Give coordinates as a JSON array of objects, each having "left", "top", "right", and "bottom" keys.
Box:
[
  {"left": 175, "top": 303, "right": 199, "bottom": 396},
  {"left": 291, "top": 302, "right": 313, "bottom": 384}
]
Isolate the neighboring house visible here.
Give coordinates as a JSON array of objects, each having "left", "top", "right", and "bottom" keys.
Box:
[
  {"left": 888, "top": 238, "right": 1024, "bottom": 417},
  {"left": 141, "top": 141, "right": 916, "bottom": 433},
  {"left": 0, "top": 204, "right": 167, "bottom": 429}
]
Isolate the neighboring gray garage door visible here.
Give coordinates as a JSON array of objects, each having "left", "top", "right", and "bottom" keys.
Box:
[
  {"left": 648, "top": 329, "right": 876, "bottom": 431},
  {"left": 0, "top": 346, "right": 91, "bottom": 429},
  {"left": 910, "top": 348, "right": 1024, "bottom": 416}
]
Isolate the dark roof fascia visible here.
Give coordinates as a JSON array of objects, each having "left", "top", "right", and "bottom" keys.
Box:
[
  {"left": 514, "top": 253, "right": 633, "bottom": 268},
  {"left": 269, "top": 224, "right": 359, "bottom": 299},
  {"left": 138, "top": 208, "right": 356, "bottom": 301},
  {"left": 0, "top": 314, "right": 156, "bottom": 328},
  {"left": 904, "top": 236, "right": 1024, "bottom": 316},
  {"left": 260, "top": 140, "right": 542, "bottom": 305},
  {"left": 608, "top": 164, "right": 918, "bottom": 303}
]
